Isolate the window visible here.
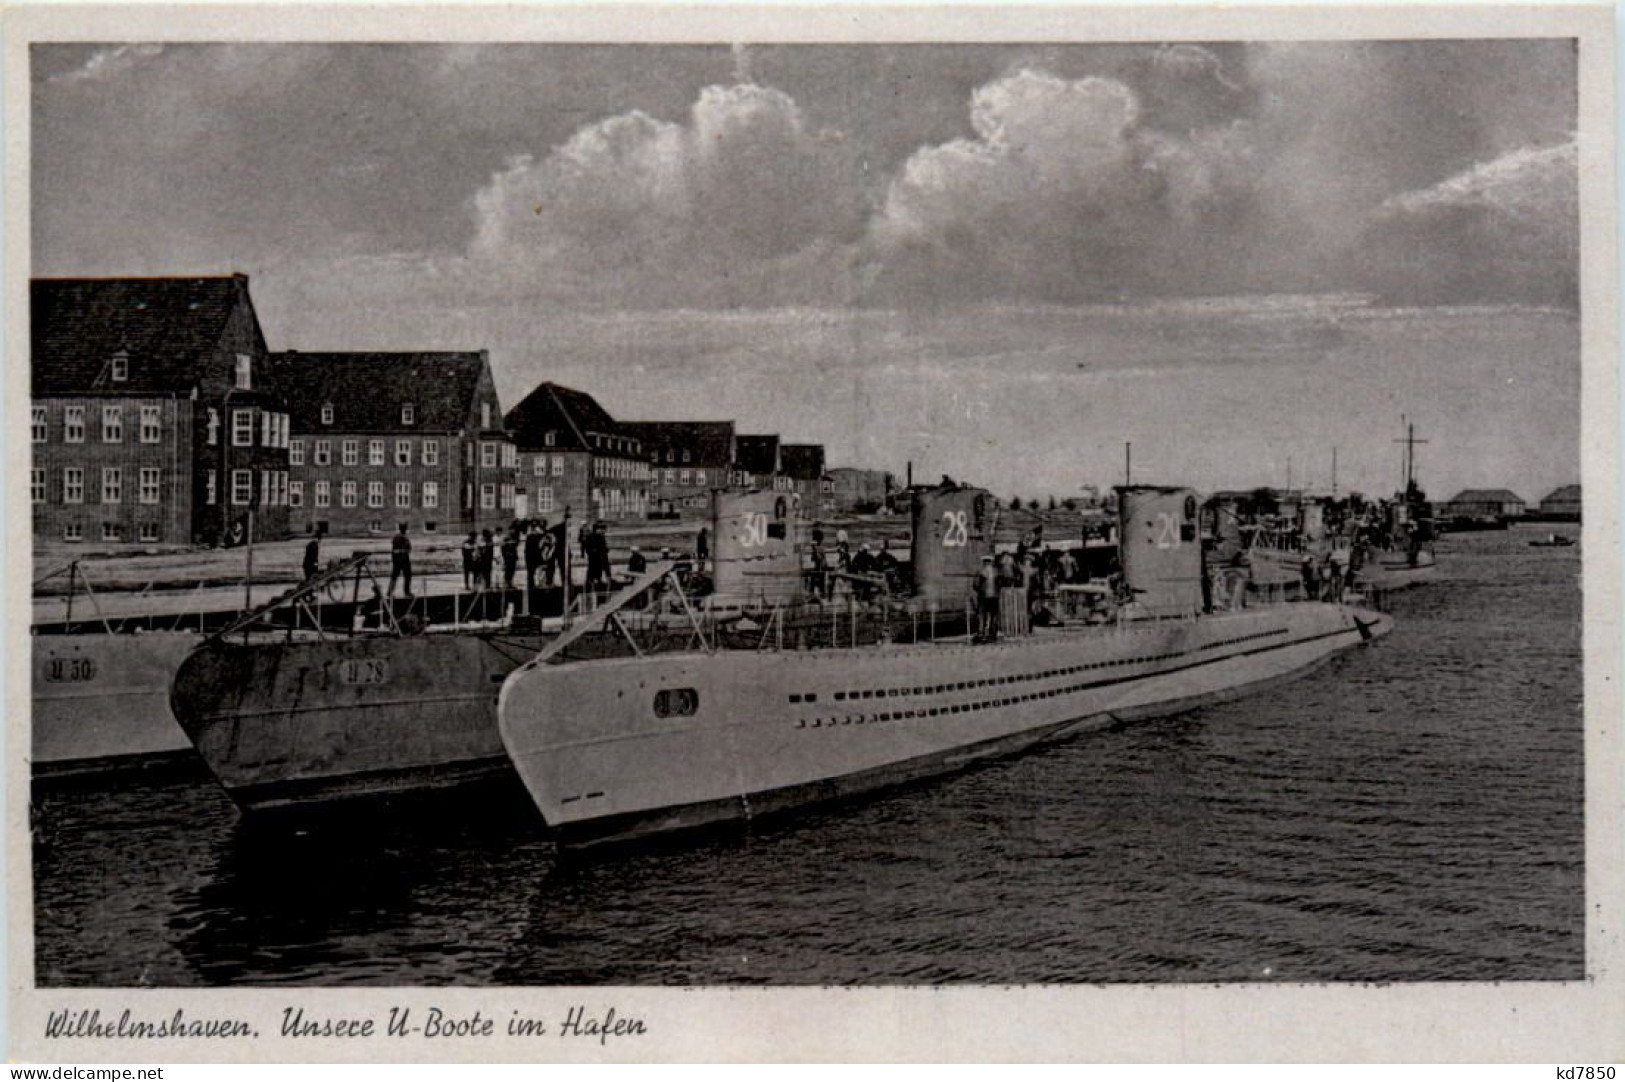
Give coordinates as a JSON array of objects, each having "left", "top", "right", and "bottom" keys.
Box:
[
  {"left": 666, "top": 450, "right": 675, "bottom": 464},
  {"left": 481, "top": 402, "right": 491, "bottom": 428},
  {"left": 665, "top": 469, "right": 676, "bottom": 486},
  {"left": 205, "top": 470, "right": 217, "bottom": 506},
  {"left": 395, "top": 440, "right": 412, "bottom": 467},
  {"left": 289, "top": 481, "right": 304, "bottom": 508},
  {"left": 64, "top": 406, "right": 85, "bottom": 444},
  {"left": 679, "top": 469, "right": 691, "bottom": 485},
  {"left": 262, "top": 412, "right": 275, "bottom": 447},
  {"left": 111, "top": 352, "right": 128, "bottom": 382},
  {"left": 290, "top": 438, "right": 305, "bottom": 466},
  {"left": 499, "top": 483, "right": 514, "bottom": 510},
  {"left": 314, "top": 439, "right": 331, "bottom": 466},
  {"left": 536, "top": 486, "right": 553, "bottom": 513},
  {"left": 321, "top": 403, "right": 334, "bottom": 425},
  {"left": 480, "top": 483, "right": 495, "bottom": 509},
  {"left": 235, "top": 353, "right": 253, "bottom": 390},
  {"left": 683, "top": 449, "right": 691, "bottom": 463},
  {"left": 232, "top": 409, "right": 253, "bottom": 447},
  {"left": 101, "top": 522, "right": 122, "bottom": 542},
  {"left": 140, "top": 405, "right": 161, "bottom": 443},
  {"left": 139, "top": 468, "right": 160, "bottom": 505},
  {"left": 139, "top": 523, "right": 159, "bottom": 542},
  {"left": 342, "top": 440, "right": 358, "bottom": 466},
  {"left": 261, "top": 470, "right": 272, "bottom": 508},
  {"left": 396, "top": 481, "right": 411, "bottom": 508},
  {"left": 421, "top": 481, "right": 438, "bottom": 509},
  {"left": 102, "top": 406, "right": 123, "bottom": 443},
  {"left": 30, "top": 468, "right": 45, "bottom": 503},
  {"left": 481, "top": 441, "right": 497, "bottom": 468},
  {"left": 502, "top": 443, "right": 518, "bottom": 468},
  {"left": 369, "top": 520, "right": 383, "bottom": 535},
  {"left": 31, "top": 406, "right": 46, "bottom": 443},
  {"left": 63, "top": 523, "right": 82, "bottom": 542},
  {"left": 205, "top": 408, "right": 219, "bottom": 446},
  {"left": 552, "top": 456, "right": 564, "bottom": 477},
  {"left": 101, "top": 467, "right": 121, "bottom": 504},
  {"left": 231, "top": 470, "right": 252, "bottom": 506},
  {"left": 653, "top": 688, "right": 699, "bottom": 718},
  {"left": 422, "top": 440, "right": 439, "bottom": 467},
  {"left": 315, "top": 481, "right": 330, "bottom": 508},
  {"left": 341, "top": 480, "right": 357, "bottom": 507},
  {"left": 368, "top": 440, "right": 384, "bottom": 467},
  {"left": 544, "top": 431, "right": 556, "bottom": 447},
  {"left": 533, "top": 456, "right": 546, "bottom": 477},
  {"left": 368, "top": 481, "right": 384, "bottom": 508},
  {"left": 696, "top": 470, "right": 707, "bottom": 485},
  {"left": 401, "top": 403, "right": 415, "bottom": 425}
]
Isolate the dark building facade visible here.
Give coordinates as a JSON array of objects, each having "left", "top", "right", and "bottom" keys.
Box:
[
  {"left": 780, "top": 443, "right": 833, "bottom": 511},
  {"left": 31, "top": 274, "right": 290, "bottom": 547},
  {"left": 506, "top": 382, "right": 650, "bottom": 523},
  {"left": 1537, "top": 484, "right": 1581, "bottom": 520},
  {"left": 828, "top": 467, "right": 895, "bottom": 513},
  {"left": 279, "top": 351, "right": 515, "bottom": 537},
  {"left": 620, "top": 420, "right": 737, "bottom": 516}
]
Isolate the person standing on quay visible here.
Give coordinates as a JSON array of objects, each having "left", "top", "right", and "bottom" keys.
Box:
[
  {"left": 696, "top": 526, "right": 709, "bottom": 572},
  {"left": 303, "top": 526, "right": 325, "bottom": 581},
  {"left": 388, "top": 524, "right": 414, "bottom": 598},
  {"left": 476, "top": 529, "right": 495, "bottom": 589},
  {"left": 461, "top": 531, "right": 477, "bottom": 590},
  {"left": 501, "top": 527, "right": 520, "bottom": 589},
  {"left": 524, "top": 520, "right": 545, "bottom": 590},
  {"left": 585, "top": 521, "right": 611, "bottom": 594}
]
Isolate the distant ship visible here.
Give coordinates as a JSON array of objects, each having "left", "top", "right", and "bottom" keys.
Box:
[{"left": 497, "top": 486, "right": 1393, "bottom": 848}]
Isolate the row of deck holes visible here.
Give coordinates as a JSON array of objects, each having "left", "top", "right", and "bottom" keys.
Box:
[{"left": 786, "top": 628, "right": 1288, "bottom": 705}]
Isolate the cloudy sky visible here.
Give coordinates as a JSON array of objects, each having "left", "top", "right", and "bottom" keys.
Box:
[{"left": 32, "top": 41, "right": 1581, "bottom": 501}]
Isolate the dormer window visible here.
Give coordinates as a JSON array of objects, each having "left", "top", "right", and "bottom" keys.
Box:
[
  {"left": 401, "top": 403, "right": 415, "bottom": 426},
  {"left": 321, "top": 403, "right": 334, "bottom": 425},
  {"left": 111, "top": 350, "right": 128, "bottom": 382},
  {"left": 544, "top": 431, "right": 555, "bottom": 447},
  {"left": 234, "top": 353, "right": 253, "bottom": 391},
  {"left": 481, "top": 402, "right": 491, "bottom": 429}
]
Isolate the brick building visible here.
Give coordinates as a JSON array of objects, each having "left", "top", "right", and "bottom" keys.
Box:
[
  {"left": 780, "top": 443, "right": 833, "bottom": 512},
  {"left": 279, "top": 350, "right": 515, "bottom": 538},
  {"left": 734, "top": 434, "right": 783, "bottom": 490},
  {"left": 1438, "top": 488, "right": 1527, "bottom": 521},
  {"left": 506, "top": 382, "right": 651, "bottom": 523},
  {"left": 828, "top": 467, "right": 895, "bottom": 513},
  {"left": 619, "top": 420, "right": 737, "bottom": 516},
  {"left": 1537, "top": 484, "right": 1581, "bottom": 521},
  {"left": 31, "top": 274, "right": 291, "bottom": 547}
]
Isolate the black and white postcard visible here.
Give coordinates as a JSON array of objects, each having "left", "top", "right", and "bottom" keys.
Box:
[{"left": 6, "top": 2, "right": 1620, "bottom": 1063}]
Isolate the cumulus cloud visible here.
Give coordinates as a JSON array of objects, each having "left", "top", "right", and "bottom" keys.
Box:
[
  {"left": 468, "top": 82, "right": 867, "bottom": 306},
  {"left": 1357, "top": 141, "right": 1578, "bottom": 306},
  {"left": 866, "top": 68, "right": 1257, "bottom": 303}
]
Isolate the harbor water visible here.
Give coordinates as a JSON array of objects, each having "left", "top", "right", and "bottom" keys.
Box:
[{"left": 33, "top": 528, "right": 1583, "bottom": 985}]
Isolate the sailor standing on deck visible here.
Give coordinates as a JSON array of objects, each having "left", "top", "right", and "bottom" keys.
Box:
[
  {"left": 303, "top": 526, "right": 324, "bottom": 580},
  {"left": 976, "top": 554, "right": 1001, "bottom": 642},
  {"left": 388, "top": 524, "right": 414, "bottom": 598},
  {"left": 461, "top": 532, "right": 477, "bottom": 590},
  {"left": 524, "top": 520, "right": 545, "bottom": 590}
]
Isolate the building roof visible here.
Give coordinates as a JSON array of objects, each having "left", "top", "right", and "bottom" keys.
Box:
[
  {"left": 507, "top": 381, "right": 639, "bottom": 455},
  {"left": 32, "top": 275, "right": 258, "bottom": 396},
  {"left": 1446, "top": 488, "right": 1527, "bottom": 504},
  {"left": 277, "top": 351, "right": 492, "bottom": 433},
  {"left": 620, "top": 421, "right": 735, "bottom": 467},
  {"left": 735, "top": 434, "right": 781, "bottom": 476},
  {"left": 1541, "top": 484, "right": 1582, "bottom": 502},
  {"left": 780, "top": 443, "right": 826, "bottom": 481}
]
